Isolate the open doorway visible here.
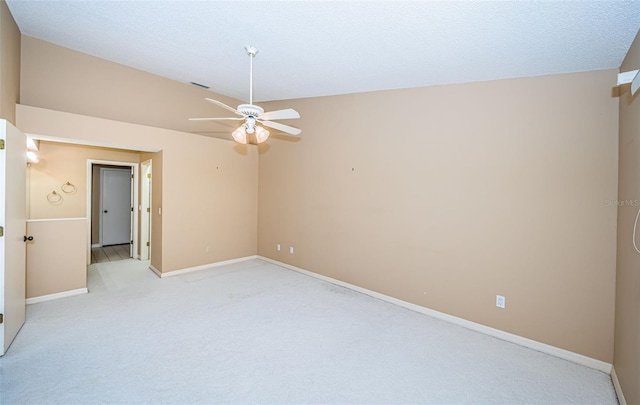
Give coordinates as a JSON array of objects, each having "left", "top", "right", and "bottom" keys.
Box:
[
  {"left": 23, "top": 138, "right": 161, "bottom": 299},
  {"left": 88, "top": 160, "right": 138, "bottom": 264}
]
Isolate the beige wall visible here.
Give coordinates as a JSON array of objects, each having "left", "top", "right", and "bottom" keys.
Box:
[
  {"left": 26, "top": 219, "right": 87, "bottom": 298},
  {"left": 259, "top": 70, "right": 619, "bottom": 362},
  {"left": 29, "top": 141, "right": 140, "bottom": 220},
  {"left": 614, "top": 29, "right": 640, "bottom": 405},
  {"left": 19, "top": 37, "right": 257, "bottom": 274},
  {"left": 17, "top": 106, "right": 258, "bottom": 274},
  {"left": 17, "top": 34, "right": 622, "bottom": 366},
  {"left": 20, "top": 36, "right": 238, "bottom": 137},
  {"left": 0, "top": 0, "right": 20, "bottom": 124}
]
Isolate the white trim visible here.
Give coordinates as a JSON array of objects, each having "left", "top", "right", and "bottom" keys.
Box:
[
  {"left": 26, "top": 288, "right": 88, "bottom": 305},
  {"left": 612, "top": 366, "right": 627, "bottom": 405},
  {"left": 617, "top": 69, "right": 639, "bottom": 85},
  {"left": 99, "top": 167, "right": 132, "bottom": 247},
  {"left": 258, "top": 256, "right": 613, "bottom": 374},
  {"left": 91, "top": 243, "right": 101, "bottom": 248},
  {"left": 618, "top": 70, "right": 640, "bottom": 95},
  {"left": 149, "top": 264, "right": 162, "bottom": 278},
  {"left": 27, "top": 217, "right": 87, "bottom": 222},
  {"left": 140, "top": 160, "right": 152, "bottom": 261},
  {"left": 25, "top": 133, "right": 160, "bottom": 153},
  {"left": 157, "top": 256, "right": 258, "bottom": 278}
]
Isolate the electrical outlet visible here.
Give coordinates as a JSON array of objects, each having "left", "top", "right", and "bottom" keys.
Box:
[
  {"left": 289, "top": 246, "right": 294, "bottom": 254},
  {"left": 277, "top": 244, "right": 281, "bottom": 251},
  {"left": 496, "top": 295, "right": 506, "bottom": 309},
  {"left": 205, "top": 246, "right": 211, "bottom": 253}
]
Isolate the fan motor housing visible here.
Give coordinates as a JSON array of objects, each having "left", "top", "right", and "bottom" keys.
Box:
[{"left": 237, "top": 104, "right": 264, "bottom": 117}]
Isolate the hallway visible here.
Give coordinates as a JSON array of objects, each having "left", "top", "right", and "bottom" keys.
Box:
[{"left": 90, "top": 244, "right": 130, "bottom": 263}]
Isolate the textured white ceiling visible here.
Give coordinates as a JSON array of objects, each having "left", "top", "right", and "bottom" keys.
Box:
[{"left": 6, "top": 1, "right": 640, "bottom": 102}]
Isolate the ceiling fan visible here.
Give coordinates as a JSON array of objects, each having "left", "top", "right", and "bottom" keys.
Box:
[{"left": 189, "top": 46, "right": 301, "bottom": 144}]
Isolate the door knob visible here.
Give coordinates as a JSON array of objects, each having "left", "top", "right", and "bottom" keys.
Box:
[{"left": 23, "top": 236, "right": 34, "bottom": 242}]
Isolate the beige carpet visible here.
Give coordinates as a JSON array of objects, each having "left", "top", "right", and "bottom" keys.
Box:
[{"left": 0, "top": 258, "right": 619, "bottom": 404}]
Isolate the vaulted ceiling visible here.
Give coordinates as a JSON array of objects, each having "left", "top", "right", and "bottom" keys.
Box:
[{"left": 7, "top": 1, "right": 640, "bottom": 102}]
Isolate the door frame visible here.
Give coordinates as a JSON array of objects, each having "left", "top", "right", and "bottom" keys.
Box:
[
  {"left": 99, "top": 167, "right": 133, "bottom": 248},
  {"left": 87, "top": 159, "right": 139, "bottom": 265},
  {"left": 20, "top": 133, "right": 160, "bottom": 267},
  {"left": 140, "top": 160, "right": 152, "bottom": 261}
]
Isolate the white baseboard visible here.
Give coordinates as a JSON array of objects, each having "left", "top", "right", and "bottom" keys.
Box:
[
  {"left": 155, "top": 255, "right": 258, "bottom": 278},
  {"left": 258, "top": 256, "right": 612, "bottom": 374},
  {"left": 149, "top": 264, "right": 162, "bottom": 278},
  {"left": 91, "top": 243, "right": 101, "bottom": 248},
  {"left": 26, "top": 288, "right": 88, "bottom": 305},
  {"left": 612, "top": 366, "right": 627, "bottom": 405}
]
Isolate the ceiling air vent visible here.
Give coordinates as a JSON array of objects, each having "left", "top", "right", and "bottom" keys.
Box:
[{"left": 189, "top": 81, "right": 210, "bottom": 89}]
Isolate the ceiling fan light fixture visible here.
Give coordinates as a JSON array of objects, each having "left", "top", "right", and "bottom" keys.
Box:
[
  {"left": 232, "top": 125, "right": 248, "bottom": 144},
  {"left": 255, "top": 126, "right": 270, "bottom": 143},
  {"left": 189, "top": 46, "right": 301, "bottom": 144},
  {"left": 245, "top": 116, "right": 256, "bottom": 134}
]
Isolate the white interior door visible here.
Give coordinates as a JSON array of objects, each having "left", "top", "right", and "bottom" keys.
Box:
[
  {"left": 101, "top": 168, "right": 132, "bottom": 247},
  {"left": 0, "top": 120, "right": 27, "bottom": 356}
]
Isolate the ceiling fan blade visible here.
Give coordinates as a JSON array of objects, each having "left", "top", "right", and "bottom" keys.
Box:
[
  {"left": 205, "top": 98, "right": 243, "bottom": 116},
  {"left": 260, "top": 120, "right": 302, "bottom": 135},
  {"left": 189, "top": 117, "right": 244, "bottom": 121},
  {"left": 259, "top": 108, "right": 300, "bottom": 121}
]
